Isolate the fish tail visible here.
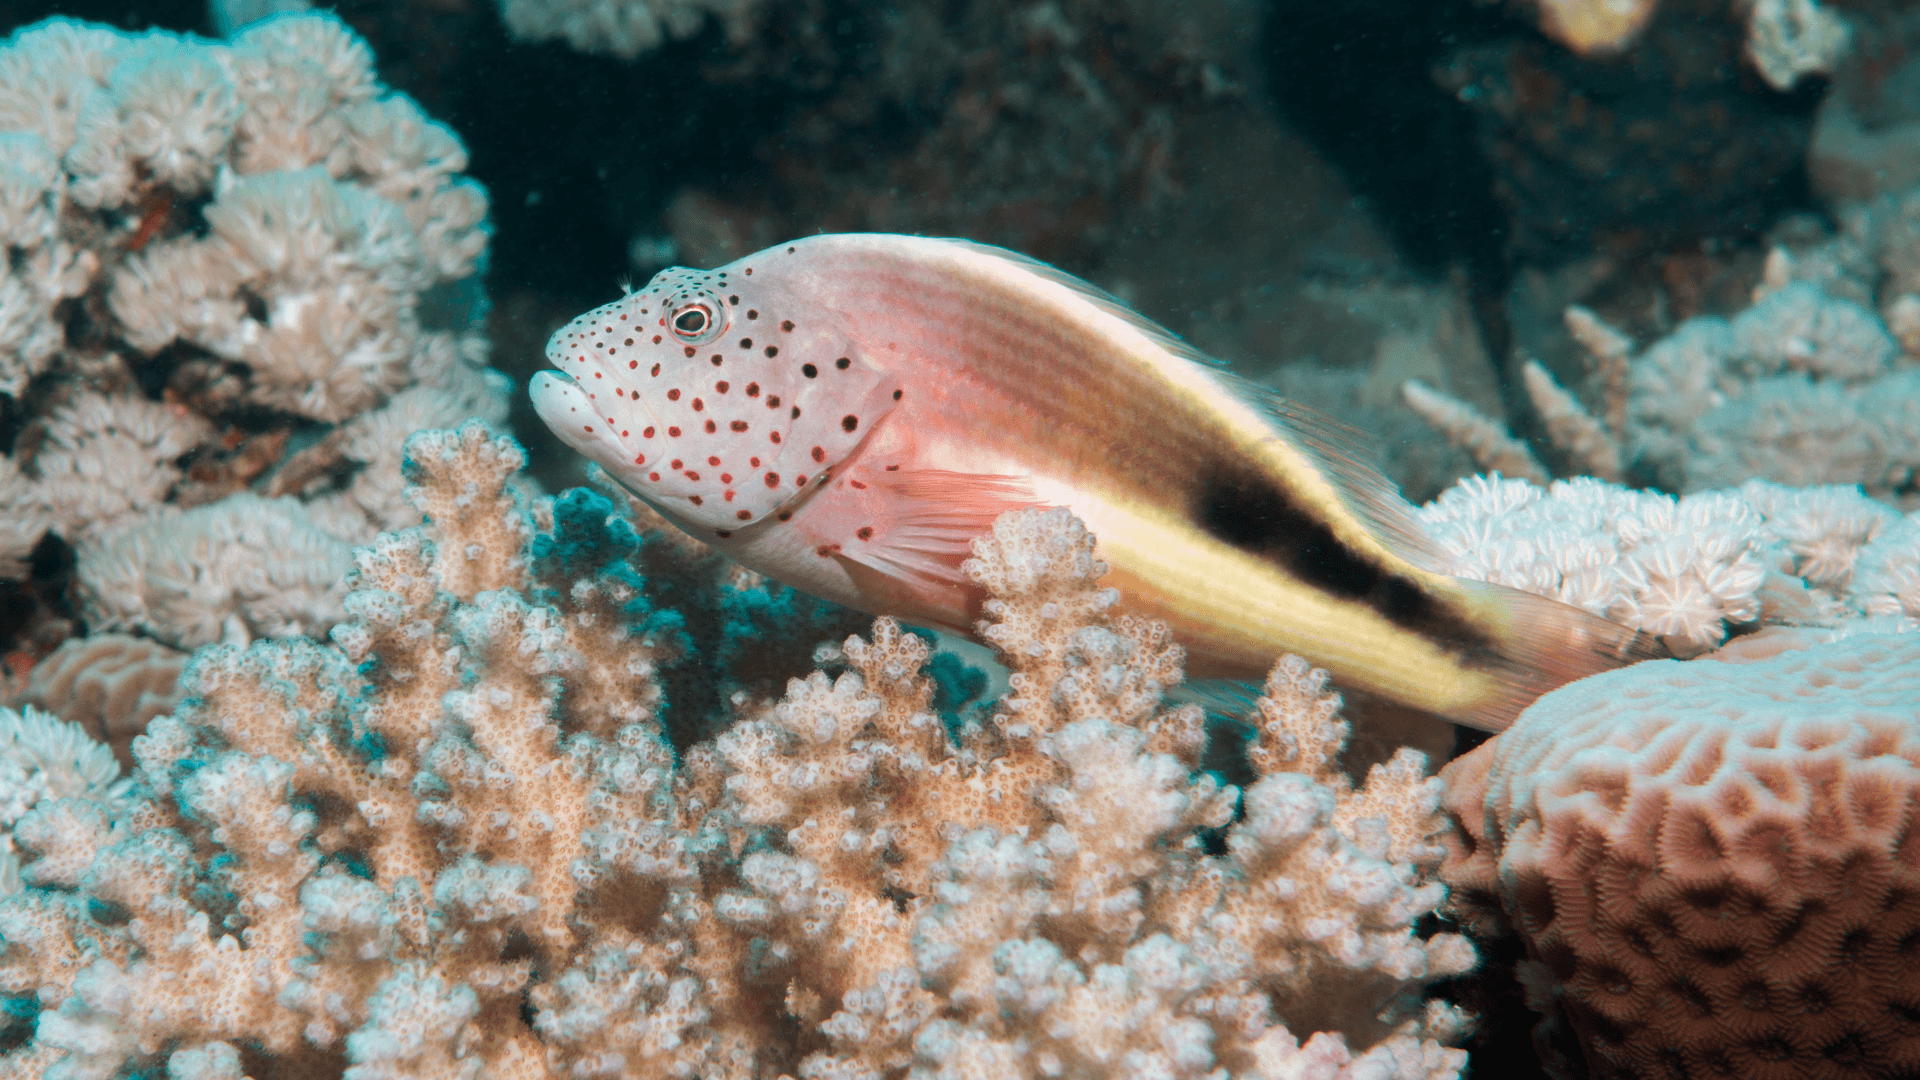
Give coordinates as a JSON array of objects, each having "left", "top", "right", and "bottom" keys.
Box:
[{"left": 1448, "top": 579, "right": 1668, "bottom": 733}]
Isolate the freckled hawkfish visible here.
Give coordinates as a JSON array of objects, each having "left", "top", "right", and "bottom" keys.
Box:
[{"left": 530, "top": 234, "right": 1659, "bottom": 731}]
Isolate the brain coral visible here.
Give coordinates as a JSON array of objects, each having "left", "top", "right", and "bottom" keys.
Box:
[{"left": 1443, "top": 631, "right": 1920, "bottom": 1080}]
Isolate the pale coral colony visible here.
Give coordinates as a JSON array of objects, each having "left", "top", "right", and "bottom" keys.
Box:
[{"left": 0, "top": 3, "right": 1915, "bottom": 1080}]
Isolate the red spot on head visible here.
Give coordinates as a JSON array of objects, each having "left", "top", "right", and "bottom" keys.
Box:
[
  {"left": 707, "top": 456, "right": 720, "bottom": 466},
  {"left": 736, "top": 510, "right": 751, "bottom": 520},
  {"left": 716, "top": 381, "right": 729, "bottom": 392},
  {"left": 746, "top": 383, "right": 760, "bottom": 396},
  {"left": 811, "top": 446, "right": 825, "bottom": 462},
  {"left": 778, "top": 510, "right": 792, "bottom": 521},
  {"left": 652, "top": 335, "right": 661, "bottom": 344},
  {"left": 731, "top": 420, "right": 748, "bottom": 432},
  {"left": 651, "top": 363, "right": 661, "bottom": 376},
  {"left": 671, "top": 459, "right": 683, "bottom": 469},
  {"left": 850, "top": 479, "right": 867, "bottom": 489},
  {"left": 690, "top": 495, "right": 703, "bottom": 505},
  {"left": 795, "top": 475, "right": 807, "bottom": 486},
  {"left": 685, "top": 471, "right": 700, "bottom": 480},
  {"left": 683, "top": 346, "right": 695, "bottom": 357},
  {"left": 705, "top": 420, "right": 716, "bottom": 433},
  {"left": 769, "top": 431, "right": 781, "bottom": 443},
  {"left": 634, "top": 454, "right": 646, "bottom": 464},
  {"left": 751, "top": 456, "right": 761, "bottom": 467},
  {"left": 649, "top": 472, "right": 660, "bottom": 481},
  {"left": 765, "top": 472, "right": 779, "bottom": 487},
  {"left": 668, "top": 426, "right": 681, "bottom": 437},
  {"left": 693, "top": 398, "right": 705, "bottom": 411},
  {"left": 583, "top": 425, "right": 594, "bottom": 432},
  {"left": 667, "top": 388, "right": 680, "bottom": 401},
  {"left": 629, "top": 360, "right": 638, "bottom": 369},
  {"left": 857, "top": 527, "right": 873, "bottom": 540},
  {"left": 643, "top": 426, "right": 655, "bottom": 438}
]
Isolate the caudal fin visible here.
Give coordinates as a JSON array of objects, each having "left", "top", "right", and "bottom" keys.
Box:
[{"left": 1449, "top": 579, "right": 1669, "bottom": 733}]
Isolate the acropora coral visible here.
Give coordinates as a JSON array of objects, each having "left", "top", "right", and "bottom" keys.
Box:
[{"left": 0, "top": 423, "right": 1473, "bottom": 1079}]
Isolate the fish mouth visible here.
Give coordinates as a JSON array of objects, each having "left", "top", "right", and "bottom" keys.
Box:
[{"left": 529, "top": 368, "right": 592, "bottom": 441}]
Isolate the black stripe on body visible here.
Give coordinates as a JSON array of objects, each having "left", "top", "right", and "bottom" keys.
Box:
[{"left": 1193, "top": 469, "right": 1497, "bottom": 660}]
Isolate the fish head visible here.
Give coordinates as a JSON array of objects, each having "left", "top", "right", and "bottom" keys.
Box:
[{"left": 529, "top": 252, "right": 903, "bottom": 536}]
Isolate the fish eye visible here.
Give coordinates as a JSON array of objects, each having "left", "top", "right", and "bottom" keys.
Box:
[
  {"left": 668, "top": 297, "right": 726, "bottom": 344},
  {"left": 674, "top": 307, "right": 710, "bottom": 334}
]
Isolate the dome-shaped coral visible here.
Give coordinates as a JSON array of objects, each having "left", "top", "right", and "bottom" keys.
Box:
[{"left": 1443, "top": 631, "right": 1920, "bottom": 1080}]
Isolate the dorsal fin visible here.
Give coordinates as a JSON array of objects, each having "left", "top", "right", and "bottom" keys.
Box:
[
  {"left": 945, "top": 238, "right": 1230, "bottom": 368},
  {"left": 1221, "top": 374, "right": 1447, "bottom": 573},
  {"left": 946, "top": 237, "right": 1440, "bottom": 573}
]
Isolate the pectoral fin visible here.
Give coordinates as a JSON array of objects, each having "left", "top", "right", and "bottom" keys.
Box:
[{"left": 790, "top": 464, "right": 1045, "bottom": 629}]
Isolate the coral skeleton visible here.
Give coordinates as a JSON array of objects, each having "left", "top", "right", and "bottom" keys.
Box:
[{"left": 0, "top": 424, "right": 1472, "bottom": 1079}]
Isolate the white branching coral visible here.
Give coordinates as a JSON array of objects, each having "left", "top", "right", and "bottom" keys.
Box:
[
  {"left": 0, "top": 427, "right": 1473, "bottom": 1080},
  {"left": 1418, "top": 473, "right": 1913, "bottom": 656}
]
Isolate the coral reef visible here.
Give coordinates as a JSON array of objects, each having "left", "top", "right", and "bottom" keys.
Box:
[
  {"left": 1417, "top": 473, "right": 1914, "bottom": 657},
  {"left": 0, "top": 423, "right": 1472, "bottom": 1079},
  {"left": 0, "top": 12, "right": 509, "bottom": 658},
  {"left": 0, "top": 705, "right": 128, "bottom": 895},
  {"left": 13, "top": 635, "right": 188, "bottom": 768},
  {"left": 1408, "top": 220, "right": 1920, "bottom": 507},
  {"left": 1442, "top": 630, "right": 1920, "bottom": 1079}
]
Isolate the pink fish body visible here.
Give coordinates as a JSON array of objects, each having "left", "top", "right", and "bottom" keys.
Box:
[{"left": 531, "top": 234, "right": 1656, "bottom": 731}]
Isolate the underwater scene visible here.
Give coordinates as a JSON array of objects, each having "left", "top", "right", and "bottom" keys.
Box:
[{"left": 0, "top": 0, "right": 1914, "bottom": 1077}]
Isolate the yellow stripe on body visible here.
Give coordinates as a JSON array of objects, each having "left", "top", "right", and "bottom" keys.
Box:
[{"left": 1070, "top": 489, "right": 1503, "bottom": 717}]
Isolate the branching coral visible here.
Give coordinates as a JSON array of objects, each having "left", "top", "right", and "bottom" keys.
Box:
[
  {"left": 0, "top": 424, "right": 1472, "bottom": 1079},
  {"left": 1408, "top": 182, "right": 1920, "bottom": 506},
  {"left": 1418, "top": 473, "right": 1913, "bottom": 658}
]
